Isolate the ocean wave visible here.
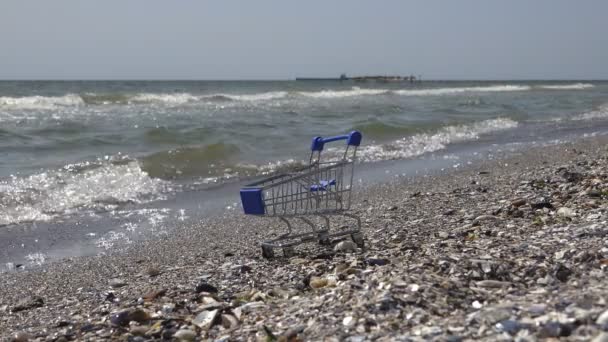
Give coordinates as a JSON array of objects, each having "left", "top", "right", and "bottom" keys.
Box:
[
  {"left": 393, "top": 85, "right": 531, "bottom": 96},
  {"left": 211, "top": 91, "right": 289, "bottom": 102},
  {"left": 537, "top": 83, "right": 595, "bottom": 90},
  {"left": 571, "top": 104, "right": 608, "bottom": 121},
  {"left": 299, "top": 87, "right": 389, "bottom": 98},
  {"left": 130, "top": 93, "right": 200, "bottom": 104},
  {"left": 353, "top": 118, "right": 519, "bottom": 162},
  {"left": 0, "top": 94, "right": 84, "bottom": 109},
  {"left": 140, "top": 143, "right": 241, "bottom": 179},
  {"left": 0, "top": 160, "right": 170, "bottom": 226}
]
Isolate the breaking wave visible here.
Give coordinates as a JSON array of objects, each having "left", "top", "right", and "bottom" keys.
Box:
[
  {"left": 393, "top": 85, "right": 531, "bottom": 96},
  {"left": 0, "top": 159, "right": 171, "bottom": 226},
  {"left": 537, "top": 83, "right": 595, "bottom": 90},
  {"left": 354, "top": 118, "right": 519, "bottom": 162},
  {"left": 0, "top": 94, "right": 84, "bottom": 109},
  {"left": 571, "top": 103, "right": 608, "bottom": 121},
  {"left": 0, "top": 83, "right": 597, "bottom": 110}
]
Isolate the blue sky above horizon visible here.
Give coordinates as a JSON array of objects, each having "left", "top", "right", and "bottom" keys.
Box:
[{"left": 1, "top": 0, "right": 606, "bottom": 80}]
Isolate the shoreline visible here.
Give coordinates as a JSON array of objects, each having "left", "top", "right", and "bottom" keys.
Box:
[{"left": 2, "top": 136, "right": 608, "bottom": 341}]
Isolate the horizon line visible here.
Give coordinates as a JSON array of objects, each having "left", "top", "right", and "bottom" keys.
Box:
[{"left": 0, "top": 78, "right": 606, "bottom": 82}]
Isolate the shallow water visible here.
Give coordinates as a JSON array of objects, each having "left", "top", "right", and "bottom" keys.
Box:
[{"left": 2, "top": 80, "right": 608, "bottom": 269}]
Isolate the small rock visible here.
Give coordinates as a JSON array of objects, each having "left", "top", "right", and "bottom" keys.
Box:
[
  {"left": 142, "top": 288, "right": 167, "bottom": 301},
  {"left": 443, "top": 209, "right": 456, "bottom": 216},
  {"left": 531, "top": 199, "right": 554, "bottom": 210},
  {"left": 12, "top": 332, "right": 32, "bottom": 342},
  {"left": 343, "top": 316, "right": 355, "bottom": 327},
  {"left": 557, "top": 207, "right": 575, "bottom": 218},
  {"left": 195, "top": 281, "right": 218, "bottom": 294},
  {"left": 596, "top": 309, "right": 608, "bottom": 326},
  {"left": 221, "top": 314, "right": 239, "bottom": 329},
  {"left": 366, "top": 258, "right": 390, "bottom": 266},
  {"left": 334, "top": 241, "right": 358, "bottom": 253},
  {"left": 587, "top": 189, "right": 602, "bottom": 197},
  {"left": 473, "top": 215, "right": 499, "bottom": 225},
  {"left": 173, "top": 329, "right": 197, "bottom": 341},
  {"left": 539, "top": 321, "right": 573, "bottom": 338},
  {"left": 110, "top": 308, "right": 151, "bottom": 326},
  {"left": 554, "top": 264, "right": 573, "bottom": 282},
  {"left": 495, "top": 320, "right": 528, "bottom": 335},
  {"left": 146, "top": 267, "right": 161, "bottom": 277},
  {"left": 193, "top": 309, "right": 219, "bottom": 330},
  {"left": 130, "top": 326, "right": 149, "bottom": 336},
  {"left": 511, "top": 198, "right": 527, "bottom": 207},
  {"left": 309, "top": 277, "right": 329, "bottom": 289},
  {"left": 527, "top": 304, "right": 547, "bottom": 316},
  {"left": 108, "top": 278, "right": 127, "bottom": 288},
  {"left": 475, "top": 280, "right": 510, "bottom": 288},
  {"left": 11, "top": 296, "right": 44, "bottom": 312},
  {"left": 593, "top": 333, "right": 608, "bottom": 342}
]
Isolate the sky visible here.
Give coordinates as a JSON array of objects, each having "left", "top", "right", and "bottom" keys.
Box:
[{"left": 0, "top": 0, "right": 607, "bottom": 80}]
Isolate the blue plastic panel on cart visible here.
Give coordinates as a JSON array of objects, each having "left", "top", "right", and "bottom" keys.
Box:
[
  {"left": 240, "top": 188, "right": 265, "bottom": 215},
  {"left": 310, "top": 179, "right": 336, "bottom": 191}
]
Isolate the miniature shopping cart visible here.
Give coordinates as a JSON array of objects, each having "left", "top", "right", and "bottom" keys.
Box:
[{"left": 240, "top": 131, "right": 363, "bottom": 258}]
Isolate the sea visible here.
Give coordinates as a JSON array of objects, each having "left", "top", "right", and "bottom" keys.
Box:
[{"left": 2, "top": 80, "right": 608, "bottom": 270}]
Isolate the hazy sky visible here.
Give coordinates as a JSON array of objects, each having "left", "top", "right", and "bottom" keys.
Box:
[{"left": 1, "top": 0, "right": 606, "bottom": 80}]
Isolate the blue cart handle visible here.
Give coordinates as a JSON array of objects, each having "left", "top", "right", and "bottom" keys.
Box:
[{"left": 311, "top": 130, "right": 362, "bottom": 151}]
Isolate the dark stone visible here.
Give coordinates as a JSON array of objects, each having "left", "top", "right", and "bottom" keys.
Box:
[
  {"left": 110, "top": 310, "right": 131, "bottom": 326},
  {"left": 559, "top": 170, "right": 583, "bottom": 183},
  {"left": 539, "top": 322, "right": 573, "bottom": 337},
  {"left": 162, "top": 328, "right": 177, "bottom": 339},
  {"left": 80, "top": 324, "right": 99, "bottom": 332},
  {"left": 11, "top": 296, "right": 44, "bottom": 312},
  {"left": 237, "top": 265, "right": 252, "bottom": 273},
  {"left": 195, "top": 281, "right": 218, "bottom": 294},
  {"left": 110, "top": 309, "right": 150, "bottom": 326},
  {"left": 443, "top": 209, "right": 456, "bottom": 216},
  {"left": 531, "top": 198, "right": 554, "bottom": 210},
  {"left": 495, "top": 320, "right": 529, "bottom": 335},
  {"left": 367, "top": 258, "right": 391, "bottom": 266},
  {"left": 554, "top": 264, "right": 573, "bottom": 282}
]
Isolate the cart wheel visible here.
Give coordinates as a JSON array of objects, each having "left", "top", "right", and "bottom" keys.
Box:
[
  {"left": 283, "top": 247, "right": 295, "bottom": 258},
  {"left": 351, "top": 232, "right": 365, "bottom": 248},
  {"left": 262, "top": 245, "right": 274, "bottom": 259},
  {"left": 318, "top": 232, "right": 331, "bottom": 245}
]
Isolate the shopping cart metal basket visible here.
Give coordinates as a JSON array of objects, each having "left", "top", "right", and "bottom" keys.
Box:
[{"left": 240, "top": 130, "right": 363, "bottom": 258}]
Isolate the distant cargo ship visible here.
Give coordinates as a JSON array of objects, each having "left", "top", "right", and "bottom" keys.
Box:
[
  {"left": 296, "top": 74, "right": 419, "bottom": 83},
  {"left": 295, "top": 74, "right": 349, "bottom": 81}
]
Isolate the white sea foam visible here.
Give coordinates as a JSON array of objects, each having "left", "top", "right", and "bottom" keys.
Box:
[
  {"left": 0, "top": 94, "right": 84, "bottom": 109},
  {"left": 355, "top": 118, "right": 519, "bottom": 162},
  {"left": 299, "top": 87, "right": 389, "bottom": 98},
  {"left": 538, "top": 83, "right": 595, "bottom": 90},
  {"left": 0, "top": 161, "right": 170, "bottom": 226},
  {"left": 571, "top": 104, "right": 608, "bottom": 121},
  {"left": 219, "top": 91, "right": 288, "bottom": 101},
  {"left": 130, "top": 93, "right": 200, "bottom": 104},
  {"left": 393, "top": 85, "right": 531, "bottom": 96}
]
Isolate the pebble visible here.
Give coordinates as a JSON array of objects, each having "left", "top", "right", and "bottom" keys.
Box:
[
  {"left": 11, "top": 296, "right": 44, "bottom": 312},
  {"left": 596, "top": 309, "right": 608, "bottom": 326},
  {"left": 12, "top": 332, "right": 31, "bottom": 342},
  {"left": 195, "top": 281, "right": 218, "bottom": 294},
  {"left": 192, "top": 309, "right": 219, "bottom": 329},
  {"left": 334, "top": 240, "right": 358, "bottom": 252},
  {"left": 557, "top": 207, "right": 575, "bottom": 218},
  {"left": 309, "top": 277, "right": 329, "bottom": 289},
  {"left": 108, "top": 278, "right": 127, "bottom": 288},
  {"left": 173, "top": 329, "right": 197, "bottom": 341}
]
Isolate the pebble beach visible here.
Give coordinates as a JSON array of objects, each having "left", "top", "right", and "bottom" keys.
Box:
[{"left": 2, "top": 135, "right": 608, "bottom": 341}]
